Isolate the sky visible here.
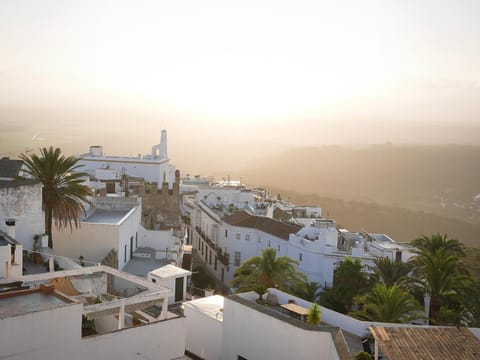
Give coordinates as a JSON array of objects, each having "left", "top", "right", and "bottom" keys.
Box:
[{"left": 1, "top": 0, "right": 480, "bottom": 170}]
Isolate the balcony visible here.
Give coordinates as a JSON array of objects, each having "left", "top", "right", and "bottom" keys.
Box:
[
  {"left": 195, "top": 226, "right": 217, "bottom": 250},
  {"left": 216, "top": 247, "right": 230, "bottom": 266}
]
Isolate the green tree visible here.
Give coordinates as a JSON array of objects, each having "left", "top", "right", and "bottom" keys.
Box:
[
  {"left": 229, "top": 247, "right": 306, "bottom": 293},
  {"left": 412, "top": 233, "right": 465, "bottom": 258},
  {"left": 19, "top": 147, "right": 92, "bottom": 248},
  {"left": 307, "top": 303, "right": 321, "bottom": 325},
  {"left": 320, "top": 257, "right": 371, "bottom": 313},
  {"left": 462, "top": 280, "right": 480, "bottom": 327},
  {"left": 369, "top": 257, "right": 413, "bottom": 289},
  {"left": 410, "top": 234, "right": 470, "bottom": 324},
  {"left": 350, "top": 284, "right": 423, "bottom": 323},
  {"left": 294, "top": 281, "right": 322, "bottom": 303}
]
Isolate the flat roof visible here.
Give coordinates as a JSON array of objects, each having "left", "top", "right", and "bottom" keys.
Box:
[
  {"left": 123, "top": 247, "right": 170, "bottom": 276},
  {"left": 0, "top": 289, "right": 72, "bottom": 319},
  {"left": 84, "top": 209, "right": 131, "bottom": 224},
  {"left": 370, "top": 326, "right": 480, "bottom": 360},
  {"left": 184, "top": 295, "right": 224, "bottom": 322},
  {"left": 149, "top": 264, "right": 191, "bottom": 279}
]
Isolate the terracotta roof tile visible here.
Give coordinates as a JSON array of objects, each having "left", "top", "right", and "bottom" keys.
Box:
[{"left": 223, "top": 211, "right": 300, "bottom": 240}]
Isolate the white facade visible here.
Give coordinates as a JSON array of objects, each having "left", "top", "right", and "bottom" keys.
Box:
[
  {"left": 190, "top": 201, "right": 414, "bottom": 288},
  {"left": 222, "top": 294, "right": 340, "bottom": 360},
  {"left": 0, "top": 181, "right": 45, "bottom": 250},
  {"left": 147, "top": 264, "right": 191, "bottom": 304},
  {"left": 184, "top": 295, "right": 224, "bottom": 360},
  {"left": 0, "top": 265, "right": 185, "bottom": 360},
  {"left": 53, "top": 197, "right": 141, "bottom": 270},
  {"left": 77, "top": 129, "right": 176, "bottom": 189}
]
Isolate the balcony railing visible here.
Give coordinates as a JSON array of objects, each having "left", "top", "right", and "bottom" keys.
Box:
[
  {"left": 195, "top": 226, "right": 217, "bottom": 250},
  {"left": 216, "top": 247, "right": 230, "bottom": 266}
]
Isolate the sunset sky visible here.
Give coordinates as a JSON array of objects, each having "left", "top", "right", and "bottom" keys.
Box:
[{"left": 1, "top": 0, "right": 480, "bottom": 169}]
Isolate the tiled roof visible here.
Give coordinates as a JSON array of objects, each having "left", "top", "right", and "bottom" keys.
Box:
[
  {"left": 0, "top": 158, "right": 23, "bottom": 178},
  {"left": 370, "top": 326, "right": 480, "bottom": 360},
  {"left": 223, "top": 211, "right": 300, "bottom": 240}
]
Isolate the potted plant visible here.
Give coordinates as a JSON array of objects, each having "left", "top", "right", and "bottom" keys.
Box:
[
  {"left": 254, "top": 285, "right": 268, "bottom": 305},
  {"left": 307, "top": 303, "right": 321, "bottom": 325}
]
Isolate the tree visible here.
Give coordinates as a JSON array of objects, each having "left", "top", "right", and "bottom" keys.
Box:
[
  {"left": 229, "top": 247, "right": 306, "bottom": 293},
  {"left": 369, "top": 257, "right": 413, "bottom": 289},
  {"left": 320, "top": 257, "right": 371, "bottom": 313},
  {"left": 410, "top": 234, "right": 470, "bottom": 324},
  {"left": 307, "top": 303, "right": 321, "bottom": 325},
  {"left": 294, "top": 281, "right": 322, "bottom": 302},
  {"left": 20, "top": 147, "right": 92, "bottom": 248},
  {"left": 349, "top": 284, "right": 423, "bottom": 323},
  {"left": 412, "top": 233, "right": 465, "bottom": 258}
]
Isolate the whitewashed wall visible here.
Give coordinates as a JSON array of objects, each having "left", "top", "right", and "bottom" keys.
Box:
[
  {"left": 138, "top": 226, "right": 179, "bottom": 250},
  {"left": 222, "top": 297, "right": 339, "bottom": 360},
  {"left": 0, "top": 183, "right": 44, "bottom": 250},
  {"left": 53, "top": 222, "right": 118, "bottom": 266},
  {"left": 1, "top": 305, "right": 186, "bottom": 360},
  {"left": 184, "top": 299, "right": 223, "bottom": 360},
  {"left": 0, "top": 303, "right": 83, "bottom": 359},
  {"left": 117, "top": 206, "right": 141, "bottom": 270}
]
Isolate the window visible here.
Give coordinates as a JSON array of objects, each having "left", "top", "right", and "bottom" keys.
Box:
[
  {"left": 234, "top": 251, "right": 241, "bottom": 267},
  {"left": 225, "top": 229, "right": 228, "bottom": 237},
  {"left": 277, "top": 245, "right": 281, "bottom": 252},
  {"left": 245, "top": 234, "right": 250, "bottom": 241},
  {"left": 151, "top": 278, "right": 156, "bottom": 283},
  {"left": 124, "top": 245, "right": 127, "bottom": 263},
  {"left": 214, "top": 256, "right": 218, "bottom": 270},
  {"left": 299, "top": 253, "right": 303, "bottom": 261},
  {"left": 209, "top": 250, "right": 212, "bottom": 265},
  {"left": 135, "top": 232, "right": 138, "bottom": 248},
  {"left": 268, "top": 241, "right": 271, "bottom": 247},
  {"left": 235, "top": 233, "right": 241, "bottom": 240}
]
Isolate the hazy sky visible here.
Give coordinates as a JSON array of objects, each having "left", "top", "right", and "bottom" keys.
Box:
[{"left": 1, "top": 0, "right": 480, "bottom": 170}]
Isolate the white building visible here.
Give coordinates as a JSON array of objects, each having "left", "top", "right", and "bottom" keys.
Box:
[
  {"left": 53, "top": 196, "right": 142, "bottom": 270},
  {"left": 190, "top": 203, "right": 414, "bottom": 288},
  {"left": 0, "top": 230, "right": 23, "bottom": 280},
  {"left": 184, "top": 290, "right": 346, "bottom": 360},
  {"left": 0, "top": 265, "right": 185, "bottom": 360},
  {"left": 77, "top": 129, "right": 176, "bottom": 189},
  {"left": 183, "top": 295, "right": 224, "bottom": 360},
  {"left": 0, "top": 180, "right": 45, "bottom": 250},
  {"left": 147, "top": 264, "right": 191, "bottom": 305}
]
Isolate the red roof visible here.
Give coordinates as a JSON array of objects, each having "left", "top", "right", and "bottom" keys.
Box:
[{"left": 223, "top": 211, "right": 300, "bottom": 240}]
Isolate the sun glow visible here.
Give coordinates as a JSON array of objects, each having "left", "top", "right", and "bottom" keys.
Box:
[{"left": 68, "top": 1, "right": 398, "bottom": 120}]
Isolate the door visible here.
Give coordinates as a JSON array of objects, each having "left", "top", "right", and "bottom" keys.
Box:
[
  {"left": 130, "top": 236, "right": 134, "bottom": 259},
  {"left": 175, "top": 277, "right": 184, "bottom": 302}
]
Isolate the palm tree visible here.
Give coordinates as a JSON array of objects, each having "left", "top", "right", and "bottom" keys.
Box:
[
  {"left": 229, "top": 247, "right": 306, "bottom": 293},
  {"left": 350, "top": 283, "right": 423, "bottom": 323},
  {"left": 412, "top": 233, "right": 465, "bottom": 257},
  {"left": 20, "top": 147, "right": 92, "bottom": 249},
  {"left": 370, "top": 257, "right": 413, "bottom": 288},
  {"left": 294, "top": 281, "right": 322, "bottom": 302},
  {"left": 410, "top": 234, "right": 470, "bottom": 324}
]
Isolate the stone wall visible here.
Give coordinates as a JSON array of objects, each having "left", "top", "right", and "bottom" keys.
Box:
[{"left": 133, "top": 170, "right": 181, "bottom": 230}]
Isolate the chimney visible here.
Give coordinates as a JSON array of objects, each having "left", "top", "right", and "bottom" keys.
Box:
[
  {"left": 160, "top": 129, "right": 168, "bottom": 158},
  {"left": 5, "top": 219, "right": 15, "bottom": 239}
]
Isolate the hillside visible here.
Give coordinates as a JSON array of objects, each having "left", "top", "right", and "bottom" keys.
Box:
[{"left": 242, "top": 144, "right": 480, "bottom": 224}]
